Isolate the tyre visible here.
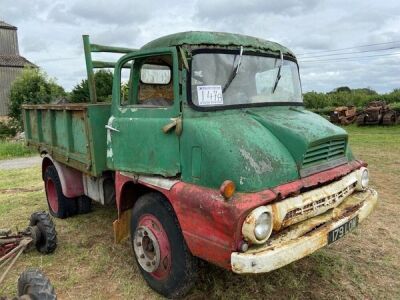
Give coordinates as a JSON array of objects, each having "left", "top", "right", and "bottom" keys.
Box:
[
  {"left": 30, "top": 211, "right": 57, "bottom": 254},
  {"left": 130, "top": 193, "right": 198, "bottom": 298},
  {"left": 44, "top": 165, "right": 77, "bottom": 219},
  {"left": 17, "top": 268, "right": 56, "bottom": 300},
  {"left": 77, "top": 195, "right": 92, "bottom": 214}
]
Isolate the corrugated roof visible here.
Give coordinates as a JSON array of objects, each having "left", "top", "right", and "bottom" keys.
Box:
[
  {"left": 141, "top": 31, "right": 295, "bottom": 57},
  {"left": 0, "top": 55, "right": 35, "bottom": 68},
  {"left": 0, "top": 20, "right": 17, "bottom": 30}
]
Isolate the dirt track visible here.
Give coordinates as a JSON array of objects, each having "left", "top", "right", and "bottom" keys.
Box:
[{"left": 0, "top": 156, "right": 41, "bottom": 170}]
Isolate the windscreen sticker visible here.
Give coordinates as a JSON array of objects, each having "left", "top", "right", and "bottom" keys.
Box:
[{"left": 197, "top": 85, "right": 224, "bottom": 106}]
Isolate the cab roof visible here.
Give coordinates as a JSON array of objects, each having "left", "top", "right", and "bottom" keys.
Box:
[{"left": 141, "top": 31, "right": 295, "bottom": 58}]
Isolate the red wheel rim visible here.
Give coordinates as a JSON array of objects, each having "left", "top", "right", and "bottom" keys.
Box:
[
  {"left": 133, "top": 214, "right": 171, "bottom": 280},
  {"left": 46, "top": 178, "right": 58, "bottom": 213}
]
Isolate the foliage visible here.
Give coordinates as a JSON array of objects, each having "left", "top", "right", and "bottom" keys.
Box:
[
  {"left": 304, "top": 87, "right": 400, "bottom": 110},
  {"left": 8, "top": 67, "right": 65, "bottom": 127},
  {"left": 0, "top": 140, "right": 36, "bottom": 159},
  {"left": 329, "top": 86, "right": 351, "bottom": 93},
  {"left": 69, "top": 70, "right": 113, "bottom": 103},
  {"left": 0, "top": 118, "right": 22, "bottom": 139}
]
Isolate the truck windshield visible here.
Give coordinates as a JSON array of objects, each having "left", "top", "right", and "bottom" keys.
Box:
[{"left": 190, "top": 52, "right": 302, "bottom": 108}]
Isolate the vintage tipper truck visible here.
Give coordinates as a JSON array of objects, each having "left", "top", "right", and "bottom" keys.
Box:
[{"left": 22, "top": 31, "right": 378, "bottom": 298}]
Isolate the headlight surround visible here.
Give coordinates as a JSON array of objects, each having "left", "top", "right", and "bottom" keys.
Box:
[
  {"left": 356, "top": 167, "right": 369, "bottom": 191},
  {"left": 242, "top": 206, "right": 273, "bottom": 244}
]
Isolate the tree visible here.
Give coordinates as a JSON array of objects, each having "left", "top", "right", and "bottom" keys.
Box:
[
  {"left": 8, "top": 67, "right": 65, "bottom": 127},
  {"left": 69, "top": 70, "right": 113, "bottom": 103}
]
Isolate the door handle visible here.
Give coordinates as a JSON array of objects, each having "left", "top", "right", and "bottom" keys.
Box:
[
  {"left": 162, "top": 116, "right": 182, "bottom": 136},
  {"left": 105, "top": 125, "right": 120, "bottom": 132}
]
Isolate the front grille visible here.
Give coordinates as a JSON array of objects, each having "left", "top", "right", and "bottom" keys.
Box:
[
  {"left": 302, "top": 139, "right": 346, "bottom": 167},
  {"left": 282, "top": 182, "right": 356, "bottom": 224}
]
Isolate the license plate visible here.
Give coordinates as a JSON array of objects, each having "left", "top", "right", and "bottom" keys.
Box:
[{"left": 328, "top": 216, "right": 358, "bottom": 244}]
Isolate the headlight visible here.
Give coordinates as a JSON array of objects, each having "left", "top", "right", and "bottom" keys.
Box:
[
  {"left": 254, "top": 212, "right": 272, "bottom": 240},
  {"left": 242, "top": 206, "right": 273, "bottom": 244},
  {"left": 356, "top": 167, "right": 369, "bottom": 191}
]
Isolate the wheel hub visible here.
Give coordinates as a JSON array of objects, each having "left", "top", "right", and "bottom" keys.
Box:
[
  {"left": 133, "top": 215, "right": 171, "bottom": 279},
  {"left": 134, "top": 226, "right": 161, "bottom": 272}
]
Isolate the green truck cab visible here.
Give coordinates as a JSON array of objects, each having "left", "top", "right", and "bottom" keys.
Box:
[{"left": 22, "top": 31, "right": 378, "bottom": 298}]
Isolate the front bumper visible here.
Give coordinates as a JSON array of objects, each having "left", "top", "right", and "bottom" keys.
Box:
[{"left": 231, "top": 188, "right": 378, "bottom": 274}]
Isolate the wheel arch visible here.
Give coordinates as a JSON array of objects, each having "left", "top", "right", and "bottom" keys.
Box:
[
  {"left": 118, "top": 181, "right": 157, "bottom": 216},
  {"left": 41, "top": 155, "right": 84, "bottom": 198},
  {"left": 114, "top": 172, "right": 180, "bottom": 244}
]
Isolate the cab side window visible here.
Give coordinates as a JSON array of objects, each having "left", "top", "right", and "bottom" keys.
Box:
[
  {"left": 138, "top": 55, "right": 173, "bottom": 106},
  {"left": 120, "top": 54, "right": 173, "bottom": 107}
]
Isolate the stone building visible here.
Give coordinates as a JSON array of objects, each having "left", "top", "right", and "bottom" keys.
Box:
[{"left": 0, "top": 20, "right": 35, "bottom": 116}]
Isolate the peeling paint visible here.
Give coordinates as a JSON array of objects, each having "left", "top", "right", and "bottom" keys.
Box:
[
  {"left": 239, "top": 148, "right": 272, "bottom": 175},
  {"left": 106, "top": 116, "right": 115, "bottom": 159},
  {"left": 107, "top": 148, "right": 113, "bottom": 158}
]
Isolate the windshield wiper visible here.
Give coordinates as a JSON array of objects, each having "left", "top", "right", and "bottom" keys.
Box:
[
  {"left": 272, "top": 50, "right": 283, "bottom": 94},
  {"left": 222, "top": 46, "right": 243, "bottom": 93}
]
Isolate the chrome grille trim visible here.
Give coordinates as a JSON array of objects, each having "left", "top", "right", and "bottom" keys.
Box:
[
  {"left": 270, "top": 171, "right": 358, "bottom": 231},
  {"left": 283, "top": 182, "right": 356, "bottom": 222}
]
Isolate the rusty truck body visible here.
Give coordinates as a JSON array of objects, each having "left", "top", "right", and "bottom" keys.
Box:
[{"left": 22, "top": 31, "right": 378, "bottom": 298}]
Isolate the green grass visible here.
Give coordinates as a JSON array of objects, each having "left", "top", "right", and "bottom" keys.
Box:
[
  {"left": 0, "top": 126, "right": 399, "bottom": 299},
  {"left": 0, "top": 140, "right": 36, "bottom": 160}
]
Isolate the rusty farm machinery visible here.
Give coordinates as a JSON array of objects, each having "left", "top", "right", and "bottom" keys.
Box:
[{"left": 0, "top": 211, "right": 57, "bottom": 300}]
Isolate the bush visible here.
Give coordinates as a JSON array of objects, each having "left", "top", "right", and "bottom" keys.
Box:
[
  {"left": 0, "top": 121, "right": 17, "bottom": 139},
  {"left": 0, "top": 140, "right": 36, "bottom": 159},
  {"left": 69, "top": 70, "right": 113, "bottom": 103},
  {"left": 8, "top": 67, "right": 65, "bottom": 127},
  {"left": 303, "top": 87, "right": 400, "bottom": 110}
]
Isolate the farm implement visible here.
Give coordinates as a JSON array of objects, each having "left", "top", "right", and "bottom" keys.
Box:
[
  {"left": 0, "top": 211, "right": 57, "bottom": 300},
  {"left": 356, "top": 100, "right": 399, "bottom": 125}
]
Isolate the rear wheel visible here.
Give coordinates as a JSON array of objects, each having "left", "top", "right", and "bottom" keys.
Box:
[
  {"left": 130, "top": 193, "right": 198, "bottom": 298},
  {"left": 77, "top": 196, "right": 92, "bottom": 214},
  {"left": 44, "top": 166, "right": 77, "bottom": 219},
  {"left": 17, "top": 268, "right": 56, "bottom": 300}
]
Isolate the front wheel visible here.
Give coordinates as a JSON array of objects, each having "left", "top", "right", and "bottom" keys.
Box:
[{"left": 131, "top": 193, "right": 198, "bottom": 298}]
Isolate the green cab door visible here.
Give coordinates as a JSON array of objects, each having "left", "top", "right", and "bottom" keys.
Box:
[{"left": 106, "top": 48, "right": 181, "bottom": 176}]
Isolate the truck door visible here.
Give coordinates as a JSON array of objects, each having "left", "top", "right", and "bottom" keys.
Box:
[{"left": 107, "top": 48, "right": 181, "bottom": 176}]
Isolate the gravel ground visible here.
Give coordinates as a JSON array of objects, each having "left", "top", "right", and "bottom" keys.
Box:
[{"left": 0, "top": 156, "right": 41, "bottom": 170}]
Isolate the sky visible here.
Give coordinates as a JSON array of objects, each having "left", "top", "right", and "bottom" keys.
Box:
[{"left": 1, "top": 0, "right": 399, "bottom": 93}]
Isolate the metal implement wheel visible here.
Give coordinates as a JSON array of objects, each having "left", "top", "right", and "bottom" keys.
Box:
[
  {"left": 17, "top": 268, "right": 56, "bottom": 300},
  {"left": 131, "top": 193, "right": 198, "bottom": 298},
  {"left": 382, "top": 111, "right": 396, "bottom": 125},
  {"left": 44, "top": 166, "right": 77, "bottom": 219},
  {"left": 356, "top": 114, "right": 366, "bottom": 126}
]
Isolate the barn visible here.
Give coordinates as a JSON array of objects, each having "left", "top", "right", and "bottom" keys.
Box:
[{"left": 0, "top": 20, "right": 35, "bottom": 116}]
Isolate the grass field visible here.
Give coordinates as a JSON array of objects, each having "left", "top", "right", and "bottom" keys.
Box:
[
  {"left": 0, "top": 125, "right": 399, "bottom": 299},
  {"left": 0, "top": 140, "right": 36, "bottom": 160}
]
